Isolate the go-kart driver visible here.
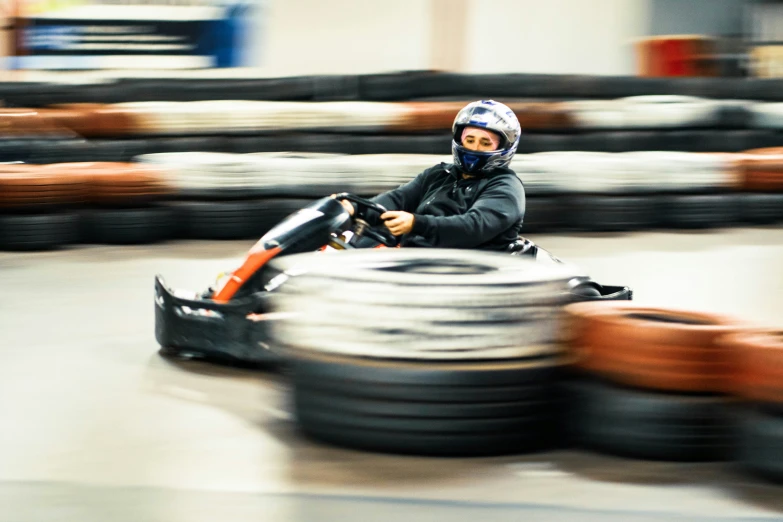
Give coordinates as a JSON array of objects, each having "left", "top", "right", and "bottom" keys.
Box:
[{"left": 337, "top": 100, "right": 526, "bottom": 251}]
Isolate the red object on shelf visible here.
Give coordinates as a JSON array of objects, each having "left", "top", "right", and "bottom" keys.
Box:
[{"left": 636, "top": 35, "right": 717, "bottom": 77}]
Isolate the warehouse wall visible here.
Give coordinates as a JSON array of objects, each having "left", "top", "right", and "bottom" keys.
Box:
[
  {"left": 462, "top": 0, "right": 649, "bottom": 75},
  {"left": 257, "top": 0, "right": 432, "bottom": 75},
  {"left": 647, "top": 0, "right": 748, "bottom": 37},
  {"left": 257, "top": 0, "right": 650, "bottom": 76},
  {"left": 1, "top": 0, "right": 756, "bottom": 75}
]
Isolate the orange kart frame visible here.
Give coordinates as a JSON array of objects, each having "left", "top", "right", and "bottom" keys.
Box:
[{"left": 154, "top": 193, "right": 633, "bottom": 367}]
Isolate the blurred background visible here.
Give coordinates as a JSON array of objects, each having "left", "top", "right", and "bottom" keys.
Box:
[
  {"left": 2, "top": 2, "right": 783, "bottom": 522},
  {"left": 0, "top": 0, "right": 779, "bottom": 76},
  {"left": 2, "top": 0, "right": 782, "bottom": 76}
]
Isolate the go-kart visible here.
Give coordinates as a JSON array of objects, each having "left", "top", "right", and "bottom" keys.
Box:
[{"left": 154, "top": 193, "right": 633, "bottom": 366}]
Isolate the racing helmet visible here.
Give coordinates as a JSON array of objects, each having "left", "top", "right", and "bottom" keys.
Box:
[{"left": 452, "top": 100, "right": 521, "bottom": 175}]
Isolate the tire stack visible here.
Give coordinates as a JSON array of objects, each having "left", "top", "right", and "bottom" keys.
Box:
[
  {"left": 75, "top": 162, "right": 176, "bottom": 245},
  {"left": 264, "top": 249, "right": 581, "bottom": 456},
  {"left": 0, "top": 164, "right": 86, "bottom": 251},
  {"left": 561, "top": 301, "right": 744, "bottom": 461},
  {"left": 722, "top": 330, "right": 783, "bottom": 483},
  {"left": 138, "top": 152, "right": 316, "bottom": 240},
  {"left": 648, "top": 152, "right": 744, "bottom": 230},
  {"left": 734, "top": 148, "right": 783, "bottom": 225},
  {"left": 128, "top": 150, "right": 768, "bottom": 237},
  {"left": 0, "top": 162, "right": 180, "bottom": 250},
  {"left": 510, "top": 151, "right": 743, "bottom": 232},
  {"left": 539, "top": 152, "right": 660, "bottom": 233},
  {"left": 135, "top": 152, "right": 453, "bottom": 240},
  {"left": 509, "top": 154, "right": 569, "bottom": 233}
]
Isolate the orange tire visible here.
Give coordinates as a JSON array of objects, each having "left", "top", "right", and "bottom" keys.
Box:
[
  {"left": 50, "top": 162, "right": 172, "bottom": 205},
  {"left": 721, "top": 330, "right": 783, "bottom": 405},
  {"left": 736, "top": 149, "right": 783, "bottom": 191},
  {"left": 398, "top": 101, "right": 577, "bottom": 132},
  {"left": 0, "top": 165, "right": 88, "bottom": 209},
  {"left": 563, "top": 302, "right": 745, "bottom": 393}
]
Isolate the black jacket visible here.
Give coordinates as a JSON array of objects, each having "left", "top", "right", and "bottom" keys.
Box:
[{"left": 370, "top": 162, "right": 526, "bottom": 251}]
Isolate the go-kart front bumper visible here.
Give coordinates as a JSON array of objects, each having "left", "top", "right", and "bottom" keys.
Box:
[
  {"left": 153, "top": 273, "right": 631, "bottom": 367},
  {"left": 154, "top": 274, "right": 281, "bottom": 366}
]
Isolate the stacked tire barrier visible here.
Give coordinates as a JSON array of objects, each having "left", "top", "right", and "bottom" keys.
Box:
[
  {"left": 0, "top": 162, "right": 173, "bottom": 250},
  {"left": 2, "top": 96, "right": 783, "bottom": 139},
  {"left": 129, "top": 149, "right": 783, "bottom": 233},
  {"left": 560, "top": 302, "right": 783, "bottom": 483},
  {"left": 266, "top": 249, "right": 580, "bottom": 456},
  {"left": 259, "top": 250, "right": 783, "bottom": 483},
  {"left": 723, "top": 331, "right": 783, "bottom": 482},
  {"left": 2, "top": 72, "right": 783, "bottom": 250},
  {"left": 16, "top": 70, "right": 783, "bottom": 104},
  {"left": 562, "top": 302, "right": 742, "bottom": 462},
  {"left": 2, "top": 147, "right": 783, "bottom": 250}
]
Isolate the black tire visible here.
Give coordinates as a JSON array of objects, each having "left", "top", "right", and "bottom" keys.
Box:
[
  {"left": 516, "top": 134, "right": 575, "bottom": 154},
  {"left": 737, "top": 408, "right": 783, "bottom": 483},
  {"left": 87, "top": 139, "right": 160, "bottom": 162},
  {"left": 565, "top": 132, "right": 625, "bottom": 153},
  {"left": 353, "top": 135, "right": 450, "bottom": 155},
  {"left": 357, "top": 71, "right": 463, "bottom": 101},
  {"left": 660, "top": 131, "right": 717, "bottom": 152},
  {"left": 568, "top": 195, "right": 656, "bottom": 232},
  {"left": 601, "top": 132, "right": 670, "bottom": 153},
  {"left": 714, "top": 103, "right": 754, "bottom": 129},
  {"left": 738, "top": 194, "right": 783, "bottom": 225},
  {"left": 168, "top": 200, "right": 264, "bottom": 240},
  {"left": 168, "top": 198, "right": 312, "bottom": 240},
  {"left": 289, "top": 134, "right": 366, "bottom": 154},
  {"left": 27, "top": 140, "right": 98, "bottom": 164},
  {"left": 80, "top": 207, "right": 176, "bottom": 244},
  {"left": 744, "top": 78, "right": 783, "bottom": 101},
  {"left": 114, "top": 77, "right": 317, "bottom": 102},
  {"left": 229, "top": 135, "right": 299, "bottom": 154},
  {"left": 732, "top": 130, "right": 783, "bottom": 152},
  {"left": 577, "top": 130, "right": 783, "bottom": 154},
  {"left": 297, "top": 422, "right": 551, "bottom": 457},
  {"left": 312, "top": 74, "right": 361, "bottom": 101},
  {"left": 287, "top": 348, "right": 566, "bottom": 388},
  {"left": 564, "top": 377, "right": 734, "bottom": 462},
  {"left": 295, "top": 377, "right": 551, "bottom": 404},
  {"left": 522, "top": 196, "right": 566, "bottom": 232},
  {"left": 671, "top": 77, "right": 754, "bottom": 100},
  {"left": 294, "top": 388, "right": 554, "bottom": 420},
  {"left": 658, "top": 194, "right": 741, "bottom": 229},
  {"left": 288, "top": 351, "right": 564, "bottom": 456},
  {"left": 569, "top": 76, "right": 675, "bottom": 99},
  {"left": 157, "top": 137, "right": 235, "bottom": 154},
  {"left": 0, "top": 213, "right": 79, "bottom": 251}
]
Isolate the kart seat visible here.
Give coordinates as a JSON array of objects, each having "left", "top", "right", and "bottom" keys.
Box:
[{"left": 507, "top": 236, "right": 538, "bottom": 258}]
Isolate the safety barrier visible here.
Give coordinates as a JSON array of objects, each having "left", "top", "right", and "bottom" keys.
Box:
[
  {"left": 10, "top": 71, "right": 783, "bottom": 104},
  {"left": 1, "top": 150, "right": 782, "bottom": 250},
  {"left": 2, "top": 97, "right": 783, "bottom": 137}
]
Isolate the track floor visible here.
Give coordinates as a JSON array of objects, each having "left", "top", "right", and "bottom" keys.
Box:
[{"left": 1, "top": 227, "right": 782, "bottom": 521}]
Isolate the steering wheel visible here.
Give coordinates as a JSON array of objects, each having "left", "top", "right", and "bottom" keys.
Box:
[{"left": 332, "top": 192, "right": 399, "bottom": 247}]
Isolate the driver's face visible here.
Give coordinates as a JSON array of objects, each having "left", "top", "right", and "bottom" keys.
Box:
[{"left": 461, "top": 128, "right": 500, "bottom": 152}]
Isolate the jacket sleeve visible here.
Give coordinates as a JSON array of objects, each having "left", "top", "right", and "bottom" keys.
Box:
[
  {"left": 370, "top": 168, "right": 428, "bottom": 213},
  {"left": 350, "top": 167, "right": 431, "bottom": 223},
  {"left": 410, "top": 176, "right": 525, "bottom": 248}
]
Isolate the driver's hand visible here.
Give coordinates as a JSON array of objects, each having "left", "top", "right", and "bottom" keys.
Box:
[
  {"left": 380, "top": 211, "right": 415, "bottom": 236},
  {"left": 337, "top": 199, "right": 355, "bottom": 216},
  {"left": 330, "top": 194, "right": 356, "bottom": 216}
]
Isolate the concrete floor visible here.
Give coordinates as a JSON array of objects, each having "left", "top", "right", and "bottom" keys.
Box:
[{"left": 1, "top": 226, "right": 783, "bottom": 522}]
